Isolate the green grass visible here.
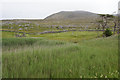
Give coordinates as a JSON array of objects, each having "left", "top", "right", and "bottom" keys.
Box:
[
  {"left": 2, "top": 31, "right": 15, "bottom": 38},
  {"left": 2, "top": 31, "right": 102, "bottom": 43},
  {"left": 2, "top": 35, "right": 118, "bottom": 78},
  {"left": 2, "top": 31, "right": 31, "bottom": 38},
  {"left": 29, "top": 31, "right": 102, "bottom": 42}
]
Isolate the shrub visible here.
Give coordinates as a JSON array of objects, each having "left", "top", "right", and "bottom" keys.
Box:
[{"left": 103, "top": 28, "right": 112, "bottom": 37}]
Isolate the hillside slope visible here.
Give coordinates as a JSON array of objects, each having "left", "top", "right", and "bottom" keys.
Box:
[{"left": 44, "top": 11, "right": 100, "bottom": 23}]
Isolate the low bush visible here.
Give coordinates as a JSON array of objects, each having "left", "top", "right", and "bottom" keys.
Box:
[{"left": 103, "top": 28, "right": 112, "bottom": 37}]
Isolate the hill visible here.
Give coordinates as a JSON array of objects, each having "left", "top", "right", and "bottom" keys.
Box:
[{"left": 44, "top": 10, "right": 100, "bottom": 23}]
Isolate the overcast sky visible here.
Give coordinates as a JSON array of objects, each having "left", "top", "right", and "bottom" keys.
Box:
[{"left": 0, "top": 0, "right": 120, "bottom": 19}]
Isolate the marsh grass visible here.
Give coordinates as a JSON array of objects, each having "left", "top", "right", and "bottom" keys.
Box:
[{"left": 2, "top": 35, "right": 118, "bottom": 78}]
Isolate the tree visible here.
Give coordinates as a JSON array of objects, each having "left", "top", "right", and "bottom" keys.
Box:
[
  {"left": 97, "top": 14, "right": 117, "bottom": 35},
  {"left": 98, "top": 14, "right": 107, "bottom": 31},
  {"left": 113, "top": 16, "right": 117, "bottom": 34},
  {"left": 118, "top": 14, "right": 120, "bottom": 34},
  {"left": 106, "top": 14, "right": 117, "bottom": 34},
  {"left": 105, "top": 14, "right": 118, "bottom": 34}
]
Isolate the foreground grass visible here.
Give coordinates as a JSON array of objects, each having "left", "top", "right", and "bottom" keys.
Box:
[{"left": 2, "top": 35, "right": 118, "bottom": 78}]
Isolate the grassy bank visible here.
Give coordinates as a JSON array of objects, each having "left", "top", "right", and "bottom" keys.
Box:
[{"left": 2, "top": 35, "right": 118, "bottom": 78}]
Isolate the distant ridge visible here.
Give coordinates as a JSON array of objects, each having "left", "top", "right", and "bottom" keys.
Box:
[{"left": 44, "top": 10, "right": 100, "bottom": 22}]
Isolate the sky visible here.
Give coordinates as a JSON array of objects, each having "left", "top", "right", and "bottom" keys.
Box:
[{"left": 0, "top": 0, "right": 120, "bottom": 19}]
